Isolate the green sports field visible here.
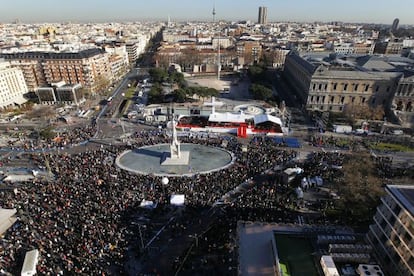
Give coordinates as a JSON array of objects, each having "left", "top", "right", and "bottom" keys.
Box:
[{"left": 275, "top": 234, "right": 318, "bottom": 276}]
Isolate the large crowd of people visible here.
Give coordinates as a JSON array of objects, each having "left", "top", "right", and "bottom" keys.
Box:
[
  {"left": 0, "top": 130, "right": 300, "bottom": 275},
  {"left": 3, "top": 125, "right": 97, "bottom": 153},
  {"left": 0, "top": 125, "right": 411, "bottom": 274}
]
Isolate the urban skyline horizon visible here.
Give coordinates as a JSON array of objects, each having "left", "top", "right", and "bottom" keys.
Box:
[
  {"left": 2, "top": 17, "right": 412, "bottom": 27},
  {"left": 1, "top": 0, "right": 413, "bottom": 25}
]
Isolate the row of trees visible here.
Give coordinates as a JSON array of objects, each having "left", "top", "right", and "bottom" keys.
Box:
[
  {"left": 343, "top": 104, "right": 385, "bottom": 124},
  {"left": 329, "top": 153, "right": 385, "bottom": 229},
  {"left": 148, "top": 68, "right": 185, "bottom": 86},
  {"left": 247, "top": 65, "right": 279, "bottom": 104},
  {"left": 172, "top": 87, "right": 219, "bottom": 103}
]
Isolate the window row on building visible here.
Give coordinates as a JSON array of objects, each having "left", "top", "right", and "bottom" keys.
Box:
[
  {"left": 0, "top": 60, "right": 28, "bottom": 109},
  {"left": 283, "top": 52, "right": 413, "bottom": 123},
  {"left": 367, "top": 185, "right": 414, "bottom": 276},
  {"left": 0, "top": 48, "right": 128, "bottom": 93}
]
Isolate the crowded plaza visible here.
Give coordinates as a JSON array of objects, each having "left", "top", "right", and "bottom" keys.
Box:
[
  {"left": 0, "top": 123, "right": 412, "bottom": 275},
  {"left": 0, "top": 127, "right": 300, "bottom": 274}
]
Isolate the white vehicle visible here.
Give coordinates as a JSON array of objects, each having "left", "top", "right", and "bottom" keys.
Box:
[{"left": 333, "top": 124, "right": 352, "bottom": 134}]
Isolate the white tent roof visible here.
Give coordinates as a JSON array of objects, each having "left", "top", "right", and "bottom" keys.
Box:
[
  {"left": 321, "top": 255, "right": 340, "bottom": 276},
  {"left": 170, "top": 194, "right": 185, "bottom": 206},
  {"left": 0, "top": 208, "right": 17, "bottom": 235},
  {"left": 21, "top": 249, "right": 39, "bottom": 276},
  {"left": 139, "top": 200, "right": 157, "bottom": 209},
  {"left": 208, "top": 112, "right": 253, "bottom": 123},
  {"left": 3, "top": 174, "right": 34, "bottom": 183},
  {"left": 284, "top": 167, "right": 304, "bottom": 175},
  {"left": 253, "top": 114, "right": 283, "bottom": 126},
  {"left": 14, "top": 96, "right": 27, "bottom": 105}
]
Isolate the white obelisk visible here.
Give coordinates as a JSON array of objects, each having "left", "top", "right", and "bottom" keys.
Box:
[
  {"left": 161, "top": 116, "right": 190, "bottom": 165},
  {"left": 170, "top": 117, "right": 181, "bottom": 159}
]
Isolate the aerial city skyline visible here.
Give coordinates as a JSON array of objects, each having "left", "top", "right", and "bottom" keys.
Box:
[{"left": 2, "top": 0, "right": 414, "bottom": 24}]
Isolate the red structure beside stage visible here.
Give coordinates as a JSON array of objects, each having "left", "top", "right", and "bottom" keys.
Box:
[{"left": 237, "top": 124, "right": 247, "bottom": 138}]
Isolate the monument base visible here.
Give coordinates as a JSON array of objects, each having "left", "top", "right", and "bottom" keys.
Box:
[{"left": 161, "top": 151, "right": 190, "bottom": 165}]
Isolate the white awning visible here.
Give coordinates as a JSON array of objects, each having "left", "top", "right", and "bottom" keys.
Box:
[
  {"left": 0, "top": 208, "right": 17, "bottom": 235},
  {"left": 140, "top": 200, "right": 157, "bottom": 209},
  {"left": 253, "top": 114, "right": 282, "bottom": 126},
  {"left": 14, "top": 96, "right": 27, "bottom": 105},
  {"left": 21, "top": 249, "right": 39, "bottom": 276},
  {"left": 170, "top": 194, "right": 185, "bottom": 206},
  {"left": 3, "top": 174, "right": 35, "bottom": 182},
  {"left": 208, "top": 112, "right": 253, "bottom": 123}
]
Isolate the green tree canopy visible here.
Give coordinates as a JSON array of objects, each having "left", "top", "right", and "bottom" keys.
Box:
[
  {"left": 250, "top": 83, "right": 273, "bottom": 100},
  {"left": 39, "top": 126, "right": 56, "bottom": 140},
  {"left": 149, "top": 68, "right": 168, "bottom": 83},
  {"left": 247, "top": 65, "right": 266, "bottom": 82},
  {"left": 148, "top": 83, "right": 164, "bottom": 103},
  {"left": 172, "top": 88, "right": 187, "bottom": 103},
  {"left": 169, "top": 71, "right": 185, "bottom": 86}
]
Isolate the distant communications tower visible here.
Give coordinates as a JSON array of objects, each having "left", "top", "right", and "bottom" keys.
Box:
[
  {"left": 212, "top": 2, "right": 216, "bottom": 23},
  {"left": 212, "top": 1, "right": 220, "bottom": 80}
]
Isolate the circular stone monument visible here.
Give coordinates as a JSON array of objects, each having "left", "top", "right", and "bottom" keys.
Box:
[{"left": 116, "top": 143, "right": 234, "bottom": 177}]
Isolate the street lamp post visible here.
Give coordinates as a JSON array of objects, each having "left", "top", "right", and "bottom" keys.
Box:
[
  {"left": 162, "top": 177, "right": 169, "bottom": 202},
  {"left": 188, "top": 234, "right": 199, "bottom": 248}
]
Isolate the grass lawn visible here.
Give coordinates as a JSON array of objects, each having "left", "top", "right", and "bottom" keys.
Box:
[
  {"left": 275, "top": 234, "right": 318, "bottom": 276},
  {"left": 280, "top": 263, "right": 291, "bottom": 276},
  {"left": 370, "top": 142, "right": 414, "bottom": 152},
  {"left": 124, "top": 87, "right": 136, "bottom": 98}
]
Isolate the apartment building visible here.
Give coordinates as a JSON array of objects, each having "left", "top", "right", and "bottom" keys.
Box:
[
  {"left": 270, "top": 49, "right": 290, "bottom": 69},
  {"left": 386, "top": 40, "right": 404, "bottom": 55},
  {"left": 354, "top": 43, "right": 375, "bottom": 55},
  {"left": 366, "top": 185, "right": 414, "bottom": 276},
  {"left": 162, "top": 31, "right": 192, "bottom": 44},
  {"left": 334, "top": 42, "right": 375, "bottom": 55},
  {"left": 375, "top": 40, "right": 404, "bottom": 55},
  {"left": 103, "top": 43, "right": 129, "bottom": 68},
  {"left": 7, "top": 57, "right": 46, "bottom": 91},
  {"left": 109, "top": 55, "right": 127, "bottom": 80},
  {"left": 236, "top": 41, "right": 262, "bottom": 65},
  {"left": 125, "top": 37, "right": 148, "bottom": 65},
  {"left": 36, "top": 81, "right": 83, "bottom": 105},
  {"left": 283, "top": 52, "right": 401, "bottom": 113},
  {"left": 211, "top": 37, "right": 233, "bottom": 50},
  {"left": 41, "top": 49, "right": 111, "bottom": 92},
  {"left": 334, "top": 43, "right": 356, "bottom": 55},
  {"left": 0, "top": 60, "right": 28, "bottom": 109},
  {"left": 1, "top": 48, "right": 111, "bottom": 93}
]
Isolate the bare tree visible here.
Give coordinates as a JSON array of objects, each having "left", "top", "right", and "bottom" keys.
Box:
[{"left": 26, "top": 105, "right": 56, "bottom": 120}]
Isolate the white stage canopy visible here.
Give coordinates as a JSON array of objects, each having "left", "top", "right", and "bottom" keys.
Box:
[
  {"left": 139, "top": 200, "right": 157, "bottom": 209},
  {"left": 170, "top": 194, "right": 185, "bottom": 206},
  {"left": 0, "top": 208, "right": 17, "bottom": 235},
  {"left": 21, "top": 249, "right": 39, "bottom": 276}
]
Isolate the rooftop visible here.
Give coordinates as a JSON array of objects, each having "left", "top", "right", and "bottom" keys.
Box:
[{"left": 387, "top": 185, "right": 414, "bottom": 217}]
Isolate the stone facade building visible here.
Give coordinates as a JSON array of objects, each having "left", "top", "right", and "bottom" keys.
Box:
[
  {"left": 392, "top": 75, "right": 414, "bottom": 128},
  {"left": 284, "top": 52, "right": 402, "bottom": 114}
]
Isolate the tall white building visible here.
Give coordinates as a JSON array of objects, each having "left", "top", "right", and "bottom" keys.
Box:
[{"left": 0, "top": 60, "right": 28, "bottom": 109}]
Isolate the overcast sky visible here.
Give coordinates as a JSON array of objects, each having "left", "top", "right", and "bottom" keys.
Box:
[{"left": 1, "top": 0, "right": 412, "bottom": 25}]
